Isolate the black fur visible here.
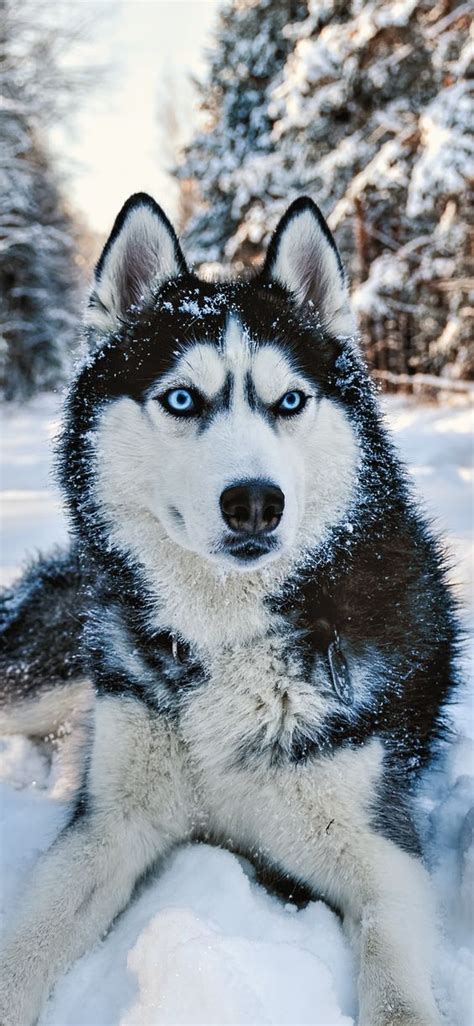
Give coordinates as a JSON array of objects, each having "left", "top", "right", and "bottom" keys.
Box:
[
  {"left": 195, "top": 370, "right": 234, "bottom": 433},
  {"left": 0, "top": 547, "right": 86, "bottom": 707}
]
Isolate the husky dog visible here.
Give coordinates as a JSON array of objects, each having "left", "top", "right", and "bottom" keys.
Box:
[{"left": 0, "top": 194, "right": 458, "bottom": 1026}]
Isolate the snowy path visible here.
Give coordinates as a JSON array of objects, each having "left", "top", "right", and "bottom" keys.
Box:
[{"left": 0, "top": 393, "right": 472, "bottom": 1026}]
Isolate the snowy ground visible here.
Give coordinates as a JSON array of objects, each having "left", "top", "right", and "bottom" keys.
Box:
[{"left": 0, "top": 392, "right": 472, "bottom": 1026}]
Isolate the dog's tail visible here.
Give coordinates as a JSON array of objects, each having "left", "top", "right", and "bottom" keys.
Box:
[{"left": 0, "top": 547, "right": 93, "bottom": 736}]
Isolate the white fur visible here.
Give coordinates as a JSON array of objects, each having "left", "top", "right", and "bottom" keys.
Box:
[
  {"left": 0, "top": 697, "right": 193, "bottom": 1026},
  {"left": 269, "top": 207, "right": 357, "bottom": 337},
  {"left": 0, "top": 680, "right": 92, "bottom": 737}
]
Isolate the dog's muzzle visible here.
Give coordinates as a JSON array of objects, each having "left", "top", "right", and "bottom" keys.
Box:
[{"left": 219, "top": 479, "right": 284, "bottom": 561}]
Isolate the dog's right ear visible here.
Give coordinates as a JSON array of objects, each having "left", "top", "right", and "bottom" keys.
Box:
[
  {"left": 86, "top": 193, "right": 187, "bottom": 333},
  {"left": 262, "top": 197, "right": 356, "bottom": 337}
]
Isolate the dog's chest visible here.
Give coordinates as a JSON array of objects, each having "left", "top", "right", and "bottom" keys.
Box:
[
  {"left": 178, "top": 631, "right": 336, "bottom": 774},
  {"left": 175, "top": 633, "right": 384, "bottom": 870},
  {"left": 153, "top": 570, "right": 364, "bottom": 796}
]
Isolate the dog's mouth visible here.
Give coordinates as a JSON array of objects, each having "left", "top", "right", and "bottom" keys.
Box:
[{"left": 219, "top": 535, "right": 280, "bottom": 564}]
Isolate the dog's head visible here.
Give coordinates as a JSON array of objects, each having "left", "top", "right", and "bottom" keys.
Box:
[{"left": 66, "top": 194, "right": 363, "bottom": 573}]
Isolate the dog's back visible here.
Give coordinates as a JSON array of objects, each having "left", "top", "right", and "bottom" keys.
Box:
[{"left": 0, "top": 547, "right": 91, "bottom": 735}]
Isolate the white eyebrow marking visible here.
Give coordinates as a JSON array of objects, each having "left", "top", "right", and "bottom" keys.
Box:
[
  {"left": 162, "top": 344, "right": 227, "bottom": 397},
  {"left": 153, "top": 322, "right": 310, "bottom": 411},
  {"left": 251, "top": 345, "right": 304, "bottom": 404}
]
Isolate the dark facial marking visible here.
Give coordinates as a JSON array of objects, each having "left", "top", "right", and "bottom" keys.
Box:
[
  {"left": 220, "top": 370, "right": 233, "bottom": 412},
  {"left": 169, "top": 506, "right": 184, "bottom": 525},
  {"left": 244, "top": 371, "right": 272, "bottom": 424},
  {"left": 197, "top": 371, "right": 234, "bottom": 433}
]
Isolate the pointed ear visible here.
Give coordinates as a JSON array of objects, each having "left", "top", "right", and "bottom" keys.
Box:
[
  {"left": 262, "top": 197, "right": 356, "bottom": 337},
  {"left": 86, "top": 193, "right": 187, "bottom": 333}
]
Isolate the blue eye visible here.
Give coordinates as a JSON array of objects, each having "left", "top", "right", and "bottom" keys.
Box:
[
  {"left": 160, "top": 387, "right": 199, "bottom": 416},
  {"left": 277, "top": 390, "right": 306, "bottom": 415}
]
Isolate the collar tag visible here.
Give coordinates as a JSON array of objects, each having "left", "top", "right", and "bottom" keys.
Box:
[{"left": 328, "top": 633, "right": 353, "bottom": 706}]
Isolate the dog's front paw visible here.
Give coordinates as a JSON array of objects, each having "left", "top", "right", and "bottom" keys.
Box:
[
  {"left": 375, "top": 1017, "right": 440, "bottom": 1026},
  {"left": 0, "top": 990, "right": 42, "bottom": 1026},
  {"left": 358, "top": 992, "right": 441, "bottom": 1026},
  {"left": 359, "top": 1013, "right": 441, "bottom": 1026},
  {"left": 0, "top": 952, "right": 46, "bottom": 1026},
  {"left": 376, "top": 1018, "right": 440, "bottom": 1026}
]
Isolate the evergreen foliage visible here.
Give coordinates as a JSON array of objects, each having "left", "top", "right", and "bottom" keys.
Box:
[
  {"left": 178, "top": 0, "right": 308, "bottom": 266},
  {"left": 180, "top": 0, "right": 473, "bottom": 378},
  {"left": 0, "top": 1, "right": 83, "bottom": 399}
]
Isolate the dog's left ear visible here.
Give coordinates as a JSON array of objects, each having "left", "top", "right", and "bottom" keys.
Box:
[
  {"left": 86, "top": 193, "right": 187, "bottom": 333},
  {"left": 262, "top": 197, "right": 356, "bottom": 337}
]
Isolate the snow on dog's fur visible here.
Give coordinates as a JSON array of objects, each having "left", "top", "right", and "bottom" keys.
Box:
[{"left": 0, "top": 194, "right": 460, "bottom": 1026}]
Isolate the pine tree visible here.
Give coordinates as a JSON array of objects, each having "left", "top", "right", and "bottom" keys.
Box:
[
  {"left": 181, "top": 0, "right": 473, "bottom": 378},
  {"left": 178, "top": 0, "right": 307, "bottom": 269},
  {"left": 0, "top": 0, "right": 84, "bottom": 400}
]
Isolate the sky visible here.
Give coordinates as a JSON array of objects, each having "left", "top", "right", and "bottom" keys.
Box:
[{"left": 53, "top": 0, "right": 221, "bottom": 235}]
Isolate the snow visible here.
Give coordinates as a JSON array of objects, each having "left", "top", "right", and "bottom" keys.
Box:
[
  {"left": 44, "top": 849, "right": 352, "bottom": 1026},
  {"left": 407, "top": 81, "right": 474, "bottom": 217},
  {"left": 1, "top": 393, "right": 67, "bottom": 587},
  {"left": 182, "top": 0, "right": 472, "bottom": 379},
  {"left": 1, "top": 391, "right": 472, "bottom": 1026}
]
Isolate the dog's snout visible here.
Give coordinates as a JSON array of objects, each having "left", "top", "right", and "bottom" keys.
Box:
[{"left": 220, "top": 480, "right": 285, "bottom": 536}]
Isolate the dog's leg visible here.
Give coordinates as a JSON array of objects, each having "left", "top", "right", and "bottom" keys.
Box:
[
  {"left": 299, "top": 783, "right": 441, "bottom": 1025},
  {"left": 343, "top": 839, "right": 440, "bottom": 1026},
  {"left": 248, "top": 744, "right": 441, "bottom": 1026},
  {"left": 0, "top": 696, "right": 192, "bottom": 1026},
  {"left": 288, "top": 822, "right": 439, "bottom": 1026}
]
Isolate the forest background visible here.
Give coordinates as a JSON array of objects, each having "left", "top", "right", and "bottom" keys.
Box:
[{"left": 1, "top": 0, "right": 472, "bottom": 401}]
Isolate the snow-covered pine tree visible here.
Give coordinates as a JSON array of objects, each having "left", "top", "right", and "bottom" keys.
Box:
[
  {"left": 181, "top": 0, "right": 473, "bottom": 379},
  {"left": 177, "top": 0, "right": 307, "bottom": 268},
  {"left": 0, "top": 1, "right": 84, "bottom": 400}
]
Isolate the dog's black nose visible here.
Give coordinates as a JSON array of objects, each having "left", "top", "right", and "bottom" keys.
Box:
[{"left": 220, "top": 480, "right": 285, "bottom": 535}]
